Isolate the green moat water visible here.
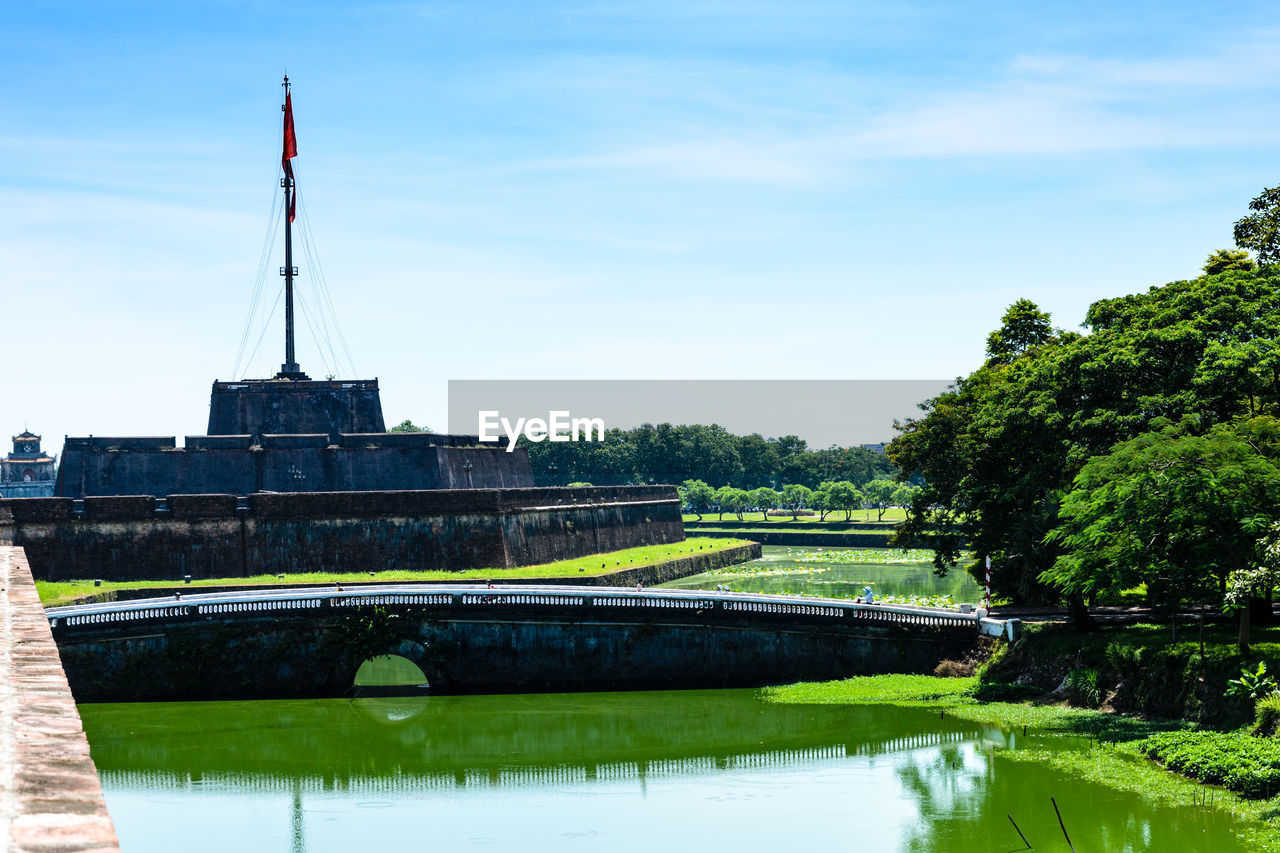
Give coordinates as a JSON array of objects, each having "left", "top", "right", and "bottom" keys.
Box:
[
  {"left": 659, "top": 545, "right": 984, "bottom": 603},
  {"left": 81, "top": 690, "right": 1247, "bottom": 852}
]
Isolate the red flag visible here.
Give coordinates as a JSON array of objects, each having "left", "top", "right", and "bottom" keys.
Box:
[{"left": 282, "top": 91, "right": 298, "bottom": 222}]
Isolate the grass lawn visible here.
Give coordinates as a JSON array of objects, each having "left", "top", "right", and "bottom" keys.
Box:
[
  {"left": 36, "top": 537, "right": 752, "bottom": 607},
  {"left": 1017, "top": 619, "right": 1280, "bottom": 662},
  {"left": 684, "top": 508, "right": 906, "bottom": 524}
]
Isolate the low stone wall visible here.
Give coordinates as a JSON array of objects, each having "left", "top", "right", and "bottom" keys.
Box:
[
  {"left": 0, "top": 546, "right": 119, "bottom": 852},
  {"left": 693, "top": 529, "right": 896, "bottom": 547},
  {"left": 58, "top": 543, "right": 763, "bottom": 606},
  {"left": 2, "top": 486, "right": 684, "bottom": 581}
]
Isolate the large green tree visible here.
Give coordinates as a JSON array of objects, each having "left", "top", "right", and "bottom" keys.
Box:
[
  {"left": 749, "top": 487, "right": 781, "bottom": 519},
  {"left": 715, "top": 486, "right": 750, "bottom": 521},
  {"left": 811, "top": 486, "right": 835, "bottom": 521},
  {"left": 862, "top": 478, "right": 900, "bottom": 522},
  {"left": 1045, "top": 417, "right": 1280, "bottom": 651},
  {"left": 779, "top": 483, "right": 813, "bottom": 520},
  {"left": 890, "top": 271, "right": 1280, "bottom": 607},
  {"left": 823, "top": 480, "right": 863, "bottom": 521},
  {"left": 679, "top": 479, "right": 716, "bottom": 521}
]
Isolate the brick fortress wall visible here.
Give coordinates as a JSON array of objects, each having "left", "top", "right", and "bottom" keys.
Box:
[{"left": 0, "top": 486, "right": 684, "bottom": 581}]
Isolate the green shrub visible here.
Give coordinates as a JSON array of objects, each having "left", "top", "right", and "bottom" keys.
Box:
[
  {"left": 1104, "top": 641, "right": 1145, "bottom": 671},
  {"left": 973, "top": 682, "right": 1044, "bottom": 703},
  {"left": 1139, "top": 730, "right": 1280, "bottom": 798},
  {"left": 1066, "top": 667, "right": 1103, "bottom": 709},
  {"left": 1255, "top": 693, "right": 1280, "bottom": 738},
  {"left": 1226, "top": 661, "right": 1278, "bottom": 702}
]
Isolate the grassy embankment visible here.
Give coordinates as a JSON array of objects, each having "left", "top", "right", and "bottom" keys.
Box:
[
  {"left": 766, "top": 674, "right": 1280, "bottom": 850},
  {"left": 36, "top": 537, "right": 750, "bottom": 607},
  {"left": 766, "top": 620, "right": 1280, "bottom": 850}
]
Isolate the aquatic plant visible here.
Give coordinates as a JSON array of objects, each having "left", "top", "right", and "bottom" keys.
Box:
[
  {"left": 1138, "top": 730, "right": 1280, "bottom": 799},
  {"left": 1226, "top": 661, "right": 1278, "bottom": 702}
]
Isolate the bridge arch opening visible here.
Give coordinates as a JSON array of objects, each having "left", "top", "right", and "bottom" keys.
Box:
[{"left": 353, "top": 654, "right": 429, "bottom": 697}]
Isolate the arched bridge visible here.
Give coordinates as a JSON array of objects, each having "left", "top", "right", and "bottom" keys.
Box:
[{"left": 47, "top": 585, "right": 1018, "bottom": 702}]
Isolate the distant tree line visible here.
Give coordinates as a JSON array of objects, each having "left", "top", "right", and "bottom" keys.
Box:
[
  {"left": 523, "top": 423, "right": 898, "bottom": 490},
  {"left": 680, "top": 478, "right": 919, "bottom": 522}
]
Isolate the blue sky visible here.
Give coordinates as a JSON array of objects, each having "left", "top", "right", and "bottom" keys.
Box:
[{"left": 5, "top": 1, "right": 1280, "bottom": 446}]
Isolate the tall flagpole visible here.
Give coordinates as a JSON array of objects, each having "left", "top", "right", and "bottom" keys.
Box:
[{"left": 278, "top": 74, "right": 306, "bottom": 380}]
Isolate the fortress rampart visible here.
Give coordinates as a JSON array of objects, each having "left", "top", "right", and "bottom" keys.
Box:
[
  {"left": 0, "top": 485, "right": 684, "bottom": 581},
  {"left": 54, "top": 432, "right": 532, "bottom": 498}
]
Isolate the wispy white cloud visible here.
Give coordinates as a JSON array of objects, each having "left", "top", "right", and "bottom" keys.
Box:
[
  {"left": 1007, "top": 31, "right": 1280, "bottom": 91},
  {"left": 469, "top": 32, "right": 1280, "bottom": 184}
]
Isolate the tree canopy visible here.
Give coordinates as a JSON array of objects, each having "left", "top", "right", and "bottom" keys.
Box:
[
  {"left": 678, "top": 479, "right": 716, "bottom": 520},
  {"left": 1044, "top": 417, "right": 1280, "bottom": 649},
  {"left": 1202, "top": 248, "right": 1256, "bottom": 277},
  {"left": 779, "top": 483, "right": 813, "bottom": 520},
  {"left": 985, "top": 298, "right": 1054, "bottom": 366},
  {"left": 388, "top": 419, "right": 433, "bottom": 433},
  {"left": 715, "top": 486, "right": 750, "bottom": 521},
  {"left": 1234, "top": 186, "right": 1280, "bottom": 267},
  {"left": 889, "top": 269, "right": 1280, "bottom": 604}
]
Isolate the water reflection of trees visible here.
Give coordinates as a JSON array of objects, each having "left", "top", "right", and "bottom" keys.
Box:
[{"left": 895, "top": 743, "right": 1245, "bottom": 853}]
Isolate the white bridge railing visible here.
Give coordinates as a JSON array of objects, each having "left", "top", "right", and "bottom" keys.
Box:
[{"left": 46, "top": 584, "right": 1017, "bottom": 637}]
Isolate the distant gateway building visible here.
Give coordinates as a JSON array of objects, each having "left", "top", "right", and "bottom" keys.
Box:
[{"left": 0, "top": 431, "right": 57, "bottom": 498}]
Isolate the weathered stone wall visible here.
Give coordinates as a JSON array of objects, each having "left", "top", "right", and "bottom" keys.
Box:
[
  {"left": 54, "top": 434, "right": 533, "bottom": 497},
  {"left": 207, "top": 379, "right": 386, "bottom": 438},
  {"left": 2, "top": 486, "right": 684, "bottom": 581},
  {"left": 0, "top": 546, "right": 119, "bottom": 852}
]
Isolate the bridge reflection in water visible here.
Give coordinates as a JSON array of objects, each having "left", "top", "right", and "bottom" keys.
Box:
[
  {"left": 79, "top": 690, "right": 1246, "bottom": 853},
  {"left": 82, "top": 689, "right": 989, "bottom": 789}
]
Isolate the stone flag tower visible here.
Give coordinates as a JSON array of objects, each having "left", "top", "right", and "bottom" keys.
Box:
[{"left": 54, "top": 78, "right": 534, "bottom": 498}]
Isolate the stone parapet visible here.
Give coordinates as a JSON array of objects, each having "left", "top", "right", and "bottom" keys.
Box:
[
  {"left": 0, "top": 545, "right": 119, "bottom": 852},
  {"left": 53, "top": 437, "right": 535, "bottom": 498},
  {"left": 1, "top": 486, "right": 685, "bottom": 582}
]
